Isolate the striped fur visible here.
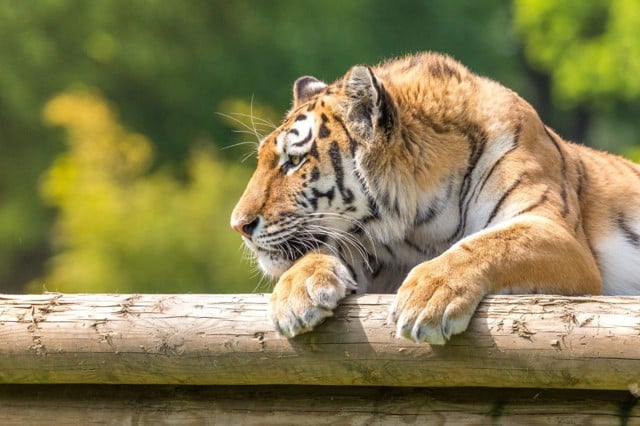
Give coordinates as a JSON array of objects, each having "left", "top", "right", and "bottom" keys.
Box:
[{"left": 230, "top": 52, "right": 640, "bottom": 344}]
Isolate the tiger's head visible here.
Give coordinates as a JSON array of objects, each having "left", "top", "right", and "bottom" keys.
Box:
[{"left": 230, "top": 65, "right": 396, "bottom": 277}]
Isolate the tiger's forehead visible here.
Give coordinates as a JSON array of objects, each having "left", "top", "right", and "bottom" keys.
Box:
[{"left": 270, "top": 112, "right": 318, "bottom": 154}]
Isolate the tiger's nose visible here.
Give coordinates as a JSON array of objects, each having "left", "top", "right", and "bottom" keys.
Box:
[{"left": 231, "top": 215, "right": 260, "bottom": 239}]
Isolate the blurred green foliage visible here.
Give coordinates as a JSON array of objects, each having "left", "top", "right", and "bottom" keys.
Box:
[
  {"left": 514, "top": 0, "right": 640, "bottom": 107},
  {"left": 35, "top": 90, "right": 259, "bottom": 292},
  {"left": 513, "top": 0, "right": 640, "bottom": 155},
  {"left": 1, "top": 1, "right": 640, "bottom": 293}
]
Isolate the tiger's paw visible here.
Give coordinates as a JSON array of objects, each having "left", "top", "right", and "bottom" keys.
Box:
[
  {"left": 388, "top": 260, "right": 485, "bottom": 345},
  {"left": 269, "top": 254, "right": 356, "bottom": 338}
]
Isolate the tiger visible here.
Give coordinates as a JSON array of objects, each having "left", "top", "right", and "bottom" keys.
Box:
[{"left": 230, "top": 51, "right": 640, "bottom": 345}]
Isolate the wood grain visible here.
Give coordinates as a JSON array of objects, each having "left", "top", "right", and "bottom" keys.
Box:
[{"left": 0, "top": 293, "right": 639, "bottom": 390}]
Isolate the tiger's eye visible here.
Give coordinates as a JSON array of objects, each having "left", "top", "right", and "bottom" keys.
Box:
[{"left": 289, "top": 155, "right": 302, "bottom": 166}]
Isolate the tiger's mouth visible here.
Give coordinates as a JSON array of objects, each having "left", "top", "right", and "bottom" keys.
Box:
[
  {"left": 246, "top": 233, "right": 328, "bottom": 277},
  {"left": 272, "top": 234, "right": 327, "bottom": 262}
]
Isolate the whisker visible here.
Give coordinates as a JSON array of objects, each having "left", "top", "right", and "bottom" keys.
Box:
[
  {"left": 215, "top": 112, "right": 261, "bottom": 135},
  {"left": 230, "top": 129, "right": 265, "bottom": 137},
  {"left": 302, "top": 223, "right": 374, "bottom": 273},
  {"left": 248, "top": 96, "right": 264, "bottom": 146},
  {"left": 223, "top": 140, "right": 260, "bottom": 150},
  {"left": 216, "top": 111, "right": 271, "bottom": 150},
  {"left": 252, "top": 272, "right": 274, "bottom": 292},
  {"left": 227, "top": 111, "right": 277, "bottom": 130},
  {"left": 307, "top": 225, "right": 372, "bottom": 270},
  {"left": 241, "top": 151, "right": 257, "bottom": 163},
  {"left": 303, "top": 214, "right": 378, "bottom": 260}
]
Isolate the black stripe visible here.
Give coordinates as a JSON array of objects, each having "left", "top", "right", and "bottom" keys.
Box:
[
  {"left": 401, "top": 129, "right": 416, "bottom": 156},
  {"left": 471, "top": 122, "right": 520, "bottom": 204},
  {"left": 332, "top": 113, "right": 359, "bottom": 156},
  {"left": 380, "top": 243, "right": 395, "bottom": 259},
  {"left": 318, "top": 123, "right": 331, "bottom": 139},
  {"left": 513, "top": 120, "right": 523, "bottom": 141},
  {"left": 353, "top": 167, "right": 380, "bottom": 219},
  {"left": 484, "top": 177, "right": 524, "bottom": 227},
  {"left": 318, "top": 112, "right": 331, "bottom": 139},
  {"left": 544, "top": 126, "right": 569, "bottom": 217},
  {"left": 292, "top": 128, "right": 313, "bottom": 147},
  {"left": 303, "top": 192, "right": 318, "bottom": 210},
  {"left": 352, "top": 215, "right": 377, "bottom": 231},
  {"left": 472, "top": 144, "right": 518, "bottom": 204},
  {"left": 336, "top": 248, "right": 357, "bottom": 282},
  {"left": 367, "top": 194, "right": 381, "bottom": 219},
  {"left": 575, "top": 157, "right": 587, "bottom": 198},
  {"left": 617, "top": 212, "right": 640, "bottom": 248},
  {"left": 311, "top": 187, "right": 335, "bottom": 206},
  {"left": 414, "top": 206, "right": 438, "bottom": 227},
  {"left": 348, "top": 219, "right": 367, "bottom": 235},
  {"left": 349, "top": 137, "right": 358, "bottom": 156},
  {"left": 573, "top": 210, "right": 583, "bottom": 235},
  {"left": 447, "top": 128, "right": 488, "bottom": 242},
  {"left": 371, "top": 263, "right": 383, "bottom": 279},
  {"left": 460, "top": 132, "right": 487, "bottom": 202},
  {"left": 329, "top": 141, "right": 354, "bottom": 205},
  {"left": 309, "top": 141, "right": 319, "bottom": 159},
  {"left": 309, "top": 167, "right": 320, "bottom": 182},
  {"left": 403, "top": 238, "right": 429, "bottom": 255},
  {"left": 560, "top": 186, "right": 569, "bottom": 218},
  {"left": 516, "top": 189, "right": 550, "bottom": 216}
]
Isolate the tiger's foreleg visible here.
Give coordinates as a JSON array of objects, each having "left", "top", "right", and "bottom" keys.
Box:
[
  {"left": 269, "top": 252, "right": 357, "bottom": 337},
  {"left": 389, "top": 214, "right": 602, "bottom": 345}
]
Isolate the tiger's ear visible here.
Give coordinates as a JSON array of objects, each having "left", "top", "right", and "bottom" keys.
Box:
[
  {"left": 293, "top": 76, "right": 327, "bottom": 108},
  {"left": 343, "top": 65, "right": 395, "bottom": 142}
]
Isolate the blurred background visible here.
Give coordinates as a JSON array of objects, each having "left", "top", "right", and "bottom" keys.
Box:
[{"left": 2, "top": 0, "right": 640, "bottom": 294}]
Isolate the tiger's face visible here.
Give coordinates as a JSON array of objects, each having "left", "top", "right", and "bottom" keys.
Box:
[{"left": 230, "top": 76, "right": 378, "bottom": 277}]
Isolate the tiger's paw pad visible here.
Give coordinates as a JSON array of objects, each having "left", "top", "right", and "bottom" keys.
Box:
[{"left": 269, "top": 256, "right": 356, "bottom": 338}]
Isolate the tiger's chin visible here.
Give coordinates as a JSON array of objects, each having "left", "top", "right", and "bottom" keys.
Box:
[
  {"left": 256, "top": 252, "right": 291, "bottom": 278},
  {"left": 243, "top": 239, "right": 293, "bottom": 278}
]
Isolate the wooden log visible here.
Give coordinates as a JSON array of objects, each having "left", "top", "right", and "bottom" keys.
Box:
[
  {"left": 0, "top": 293, "right": 639, "bottom": 390},
  {"left": 0, "top": 385, "right": 638, "bottom": 425}
]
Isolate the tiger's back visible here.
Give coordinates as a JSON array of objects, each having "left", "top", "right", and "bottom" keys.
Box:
[{"left": 231, "top": 52, "right": 640, "bottom": 344}]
